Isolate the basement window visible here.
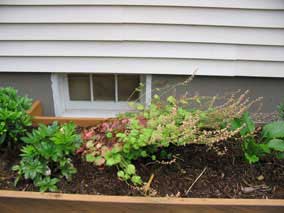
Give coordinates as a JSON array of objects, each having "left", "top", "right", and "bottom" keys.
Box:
[{"left": 52, "top": 73, "right": 152, "bottom": 117}]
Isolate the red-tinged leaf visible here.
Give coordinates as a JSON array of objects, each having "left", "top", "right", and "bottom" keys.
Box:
[{"left": 76, "top": 146, "right": 85, "bottom": 154}]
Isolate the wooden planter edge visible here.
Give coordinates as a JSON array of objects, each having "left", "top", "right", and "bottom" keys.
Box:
[
  {"left": 27, "top": 100, "right": 106, "bottom": 127},
  {"left": 0, "top": 189, "right": 283, "bottom": 207},
  {"left": 0, "top": 189, "right": 284, "bottom": 213}
]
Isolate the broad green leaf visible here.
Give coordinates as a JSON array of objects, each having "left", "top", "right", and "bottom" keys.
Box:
[
  {"left": 262, "top": 121, "right": 284, "bottom": 139},
  {"left": 267, "top": 139, "right": 284, "bottom": 152}
]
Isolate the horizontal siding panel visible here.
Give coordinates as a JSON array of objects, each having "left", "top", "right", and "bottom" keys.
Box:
[
  {"left": 1, "top": 41, "right": 284, "bottom": 62},
  {"left": 1, "top": 6, "right": 284, "bottom": 28},
  {"left": 0, "top": 57, "right": 283, "bottom": 78},
  {"left": 0, "top": 1, "right": 283, "bottom": 78},
  {"left": 1, "top": 0, "right": 284, "bottom": 10},
  {"left": 1, "top": 24, "right": 283, "bottom": 46}
]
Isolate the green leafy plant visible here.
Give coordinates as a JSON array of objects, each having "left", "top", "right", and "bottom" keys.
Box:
[
  {"left": 13, "top": 122, "right": 82, "bottom": 192},
  {"left": 0, "top": 87, "right": 32, "bottom": 149},
  {"left": 230, "top": 112, "right": 268, "bottom": 163},
  {"left": 262, "top": 121, "right": 284, "bottom": 159},
  {"left": 78, "top": 91, "right": 260, "bottom": 186},
  {"left": 231, "top": 112, "right": 284, "bottom": 163}
]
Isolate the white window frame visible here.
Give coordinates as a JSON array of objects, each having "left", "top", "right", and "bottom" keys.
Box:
[{"left": 51, "top": 73, "right": 152, "bottom": 118}]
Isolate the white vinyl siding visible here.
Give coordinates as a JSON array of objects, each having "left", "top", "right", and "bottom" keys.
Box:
[
  {"left": 0, "top": 0, "right": 284, "bottom": 77},
  {"left": 1, "top": 0, "right": 284, "bottom": 10}
]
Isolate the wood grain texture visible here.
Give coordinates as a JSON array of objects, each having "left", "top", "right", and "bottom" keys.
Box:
[{"left": 0, "top": 190, "right": 283, "bottom": 213}]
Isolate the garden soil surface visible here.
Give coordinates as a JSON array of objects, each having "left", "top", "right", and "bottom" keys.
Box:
[{"left": 0, "top": 140, "right": 284, "bottom": 199}]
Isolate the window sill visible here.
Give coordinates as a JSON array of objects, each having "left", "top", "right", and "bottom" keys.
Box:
[{"left": 61, "top": 109, "right": 135, "bottom": 118}]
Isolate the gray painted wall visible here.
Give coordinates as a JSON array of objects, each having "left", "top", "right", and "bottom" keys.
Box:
[
  {"left": 0, "top": 72, "right": 54, "bottom": 116},
  {"left": 0, "top": 73, "right": 283, "bottom": 115},
  {"left": 152, "top": 75, "right": 284, "bottom": 113}
]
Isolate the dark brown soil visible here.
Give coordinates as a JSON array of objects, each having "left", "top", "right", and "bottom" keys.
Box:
[{"left": 1, "top": 140, "right": 284, "bottom": 199}]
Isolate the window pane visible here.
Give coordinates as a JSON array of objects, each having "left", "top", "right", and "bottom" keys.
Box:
[
  {"left": 93, "top": 74, "right": 115, "bottom": 101},
  {"left": 68, "top": 74, "right": 91, "bottom": 101},
  {"left": 118, "top": 75, "right": 140, "bottom": 101}
]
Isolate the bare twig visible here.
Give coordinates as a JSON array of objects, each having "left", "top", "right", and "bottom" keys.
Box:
[
  {"left": 185, "top": 167, "right": 207, "bottom": 195},
  {"left": 145, "top": 158, "right": 177, "bottom": 166},
  {"left": 144, "top": 174, "right": 155, "bottom": 194}
]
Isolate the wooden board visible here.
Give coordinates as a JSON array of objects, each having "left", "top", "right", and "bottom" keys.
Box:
[
  {"left": 27, "top": 100, "right": 107, "bottom": 127},
  {"left": 0, "top": 190, "right": 283, "bottom": 213},
  {"left": 32, "top": 116, "right": 107, "bottom": 127}
]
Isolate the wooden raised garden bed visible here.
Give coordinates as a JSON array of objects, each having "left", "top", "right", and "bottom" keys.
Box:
[{"left": 0, "top": 100, "right": 283, "bottom": 213}]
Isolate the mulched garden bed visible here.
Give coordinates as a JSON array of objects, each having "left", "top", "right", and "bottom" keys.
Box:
[{"left": 1, "top": 137, "right": 283, "bottom": 199}]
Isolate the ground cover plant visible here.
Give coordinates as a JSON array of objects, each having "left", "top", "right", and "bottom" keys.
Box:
[
  {"left": 0, "top": 87, "right": 32, "bottom": 150},
  {"left": 78, "top": 87, "right": 267, "bottom": 186},
  {"left": 13, "top": 122, "right": 82, "bottom": 192}
]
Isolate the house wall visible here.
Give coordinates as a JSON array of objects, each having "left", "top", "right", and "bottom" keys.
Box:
[
  {"left": 0, "top": 72, "right": 283, "bottom": 115},
  {"left": 152, "top": 75, "right": 284, "bottom": 113},
  {"left": 0, "top": 72, "right": 54, "bottom": 116},
  {"left": 0, "top": 0, "right": 283, "bottom": 77}
]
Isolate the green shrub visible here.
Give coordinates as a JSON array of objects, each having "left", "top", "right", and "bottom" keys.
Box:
[
  {"left": 0, "top": 87, "right": 32, "bottom": 148},
  {"left": 13, "top": 122, "right": 82, "bottom": 192}
]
